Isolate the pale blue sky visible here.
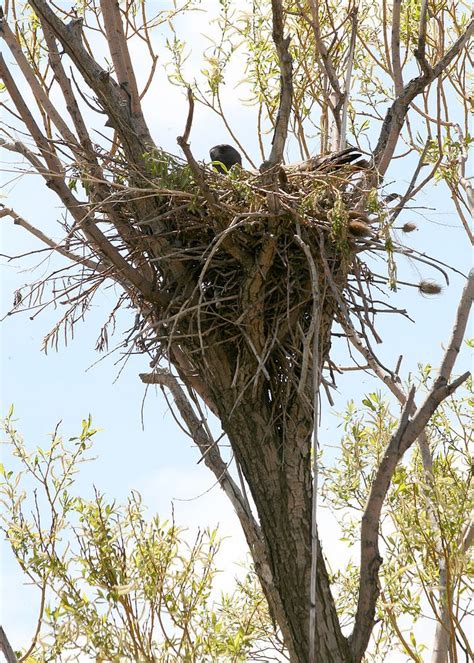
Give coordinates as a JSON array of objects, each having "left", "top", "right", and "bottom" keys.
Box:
[{"left": 1, "top": 2, "right": 472, "bottom": 657}]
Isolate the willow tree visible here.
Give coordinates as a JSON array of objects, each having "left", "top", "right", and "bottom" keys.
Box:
[{"left": 0, "top": 1, "right": 472, "bottom": 661}]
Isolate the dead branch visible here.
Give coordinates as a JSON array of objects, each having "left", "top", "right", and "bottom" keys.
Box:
[{"left": 349, "top": 269, "right": 474, "bottom": 662}]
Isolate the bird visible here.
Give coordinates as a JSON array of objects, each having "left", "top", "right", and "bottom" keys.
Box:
[{"left": 209, "top": 144, "right": 242, "bottom": 173}]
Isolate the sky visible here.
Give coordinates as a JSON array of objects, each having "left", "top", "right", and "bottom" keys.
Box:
[{"left": 0, "top": 1, "right": 472, "bottom": 660}]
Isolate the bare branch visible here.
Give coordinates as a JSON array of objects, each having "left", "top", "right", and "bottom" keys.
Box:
[
  {"left": 439, "top": 269, "right": 474, "bottom": 380},
  {"left": 414, "top": 0, "right": 433, "bottom": 76},
  {"left": 0, "top": 55, "right": 162, "bottom": 305},
  {"left": 0, "top": 13, "right": 79, "bottom": 148},
  {"left": 267, "top": 0, "right": 293, "bottom": 166},
  {"left": 28, "top": 0, "right": 153, "bottom": 160},
  {"left": 339, "top": 7, "right": 358, "bottom": 150},
  {"left": 41, "top": 24, "right": 94, "bottom": 152},
  {"left": 307, "top": 0, "right": 342, "bottom": 102}
]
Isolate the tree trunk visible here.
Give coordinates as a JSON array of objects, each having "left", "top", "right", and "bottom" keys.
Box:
[{"left": 185, "top": 296, "right": 353, "bottom": 662}]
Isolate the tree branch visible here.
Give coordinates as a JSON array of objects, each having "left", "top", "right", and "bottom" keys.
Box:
[
  {"left": 267, "top": 0, "right": 293, "bottom": 166},
  {"left": 390, "top": 0, "right": 403, "bottom": 95},
  {"left": 0, "top": 11, "right": 79, "bottom": 148},
  {"left": 99, "top": 0, "right": 142, "bottom": 117},
  {"left": 0, "top": 206, "right": 102, "bottom": 272},
  {"left": 339, "top": 7, "right": 358, "bottom": 150},
  {"left": 349, "top": 269, "right": 473, "bottom": 661},
  {"left": 414, "top": 0, "right": 433, "bottom": 77},
  {"left": 374, "top": 18, "right": 474, "bottom": 176},
  {"left": 0, "top": 55, "right": 163, "bottom": 305},
  {"left": 41, "top": 24, "right": 95, "bottom": 153},
  {"left": 0, "top": 626, "right": 18, "bottom": 663},
  {"left": 28, "top": 0, "right": 153, "bottom": 160}
]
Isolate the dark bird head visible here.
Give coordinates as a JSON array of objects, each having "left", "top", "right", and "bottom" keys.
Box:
[{"left": 209, "top": 144, "right": 242, "bottom": 173}]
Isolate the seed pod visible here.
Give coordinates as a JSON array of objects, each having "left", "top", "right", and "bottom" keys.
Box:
[
  {"left": 418, "top": 279, "right": 442, "bottom": 296},
  {"left": 402, "top": 222, "right": 417, "bottom": 233},
  {"left": 348, "top": 220, "right": 372, "bottom": 237}
]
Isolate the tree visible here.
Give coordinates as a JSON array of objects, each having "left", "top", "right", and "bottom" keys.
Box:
[
  {"left": 0, "top": 1, "right": 472, "bottom": 661},
  {"left": 1, "top": 379, "right": 472, "bottom": 661}
]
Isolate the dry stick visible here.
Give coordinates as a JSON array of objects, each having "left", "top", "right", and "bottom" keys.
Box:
[
  {"left": 176, "top": 90, "right": 252, "bottom": 268},
  {"left": 349, "top": 270, "right": 474, "bottom": 662},
  {"left": 176, "top": 88, "right": 215, "bottom": 206},
  {"left": 267, "top": 0, "right": 293, "bottom": 166},
  {"left": 374, "top": 18, "right": 474, "bottom": 176},
  {"left": 0, "top": 627, "right": 18, "bottom": 663},
  {"left": 0, "top": 54, "right": 161, "bottom": 306},
  {"left": 338, "top": 7, "right": 358, "bottom": 151},
  {"left": 137, "top": 370, "right": 291, "bottom": 646}
]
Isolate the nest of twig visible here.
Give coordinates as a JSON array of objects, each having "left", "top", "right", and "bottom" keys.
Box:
[
  {"left": 124, "top": 147, "right": 396, "bottom": 410},
  {"left": 11, "top": 144, "right": 447, "bottom": 415}
]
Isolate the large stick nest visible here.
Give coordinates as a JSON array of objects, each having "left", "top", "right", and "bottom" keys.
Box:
[
  {"left": 13, "top": 145, "right": 444, "bottom": 416},
  {"left": 125, "top": 148, "right": 395, "bottom": 408}
]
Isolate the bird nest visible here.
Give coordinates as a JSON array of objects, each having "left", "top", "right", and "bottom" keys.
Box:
[
  {"left": 17, "top": 146, "right": 444, "bottom": 410},
  {"left": 128, "top": 147, "right": 403, "bottom": 406}
]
